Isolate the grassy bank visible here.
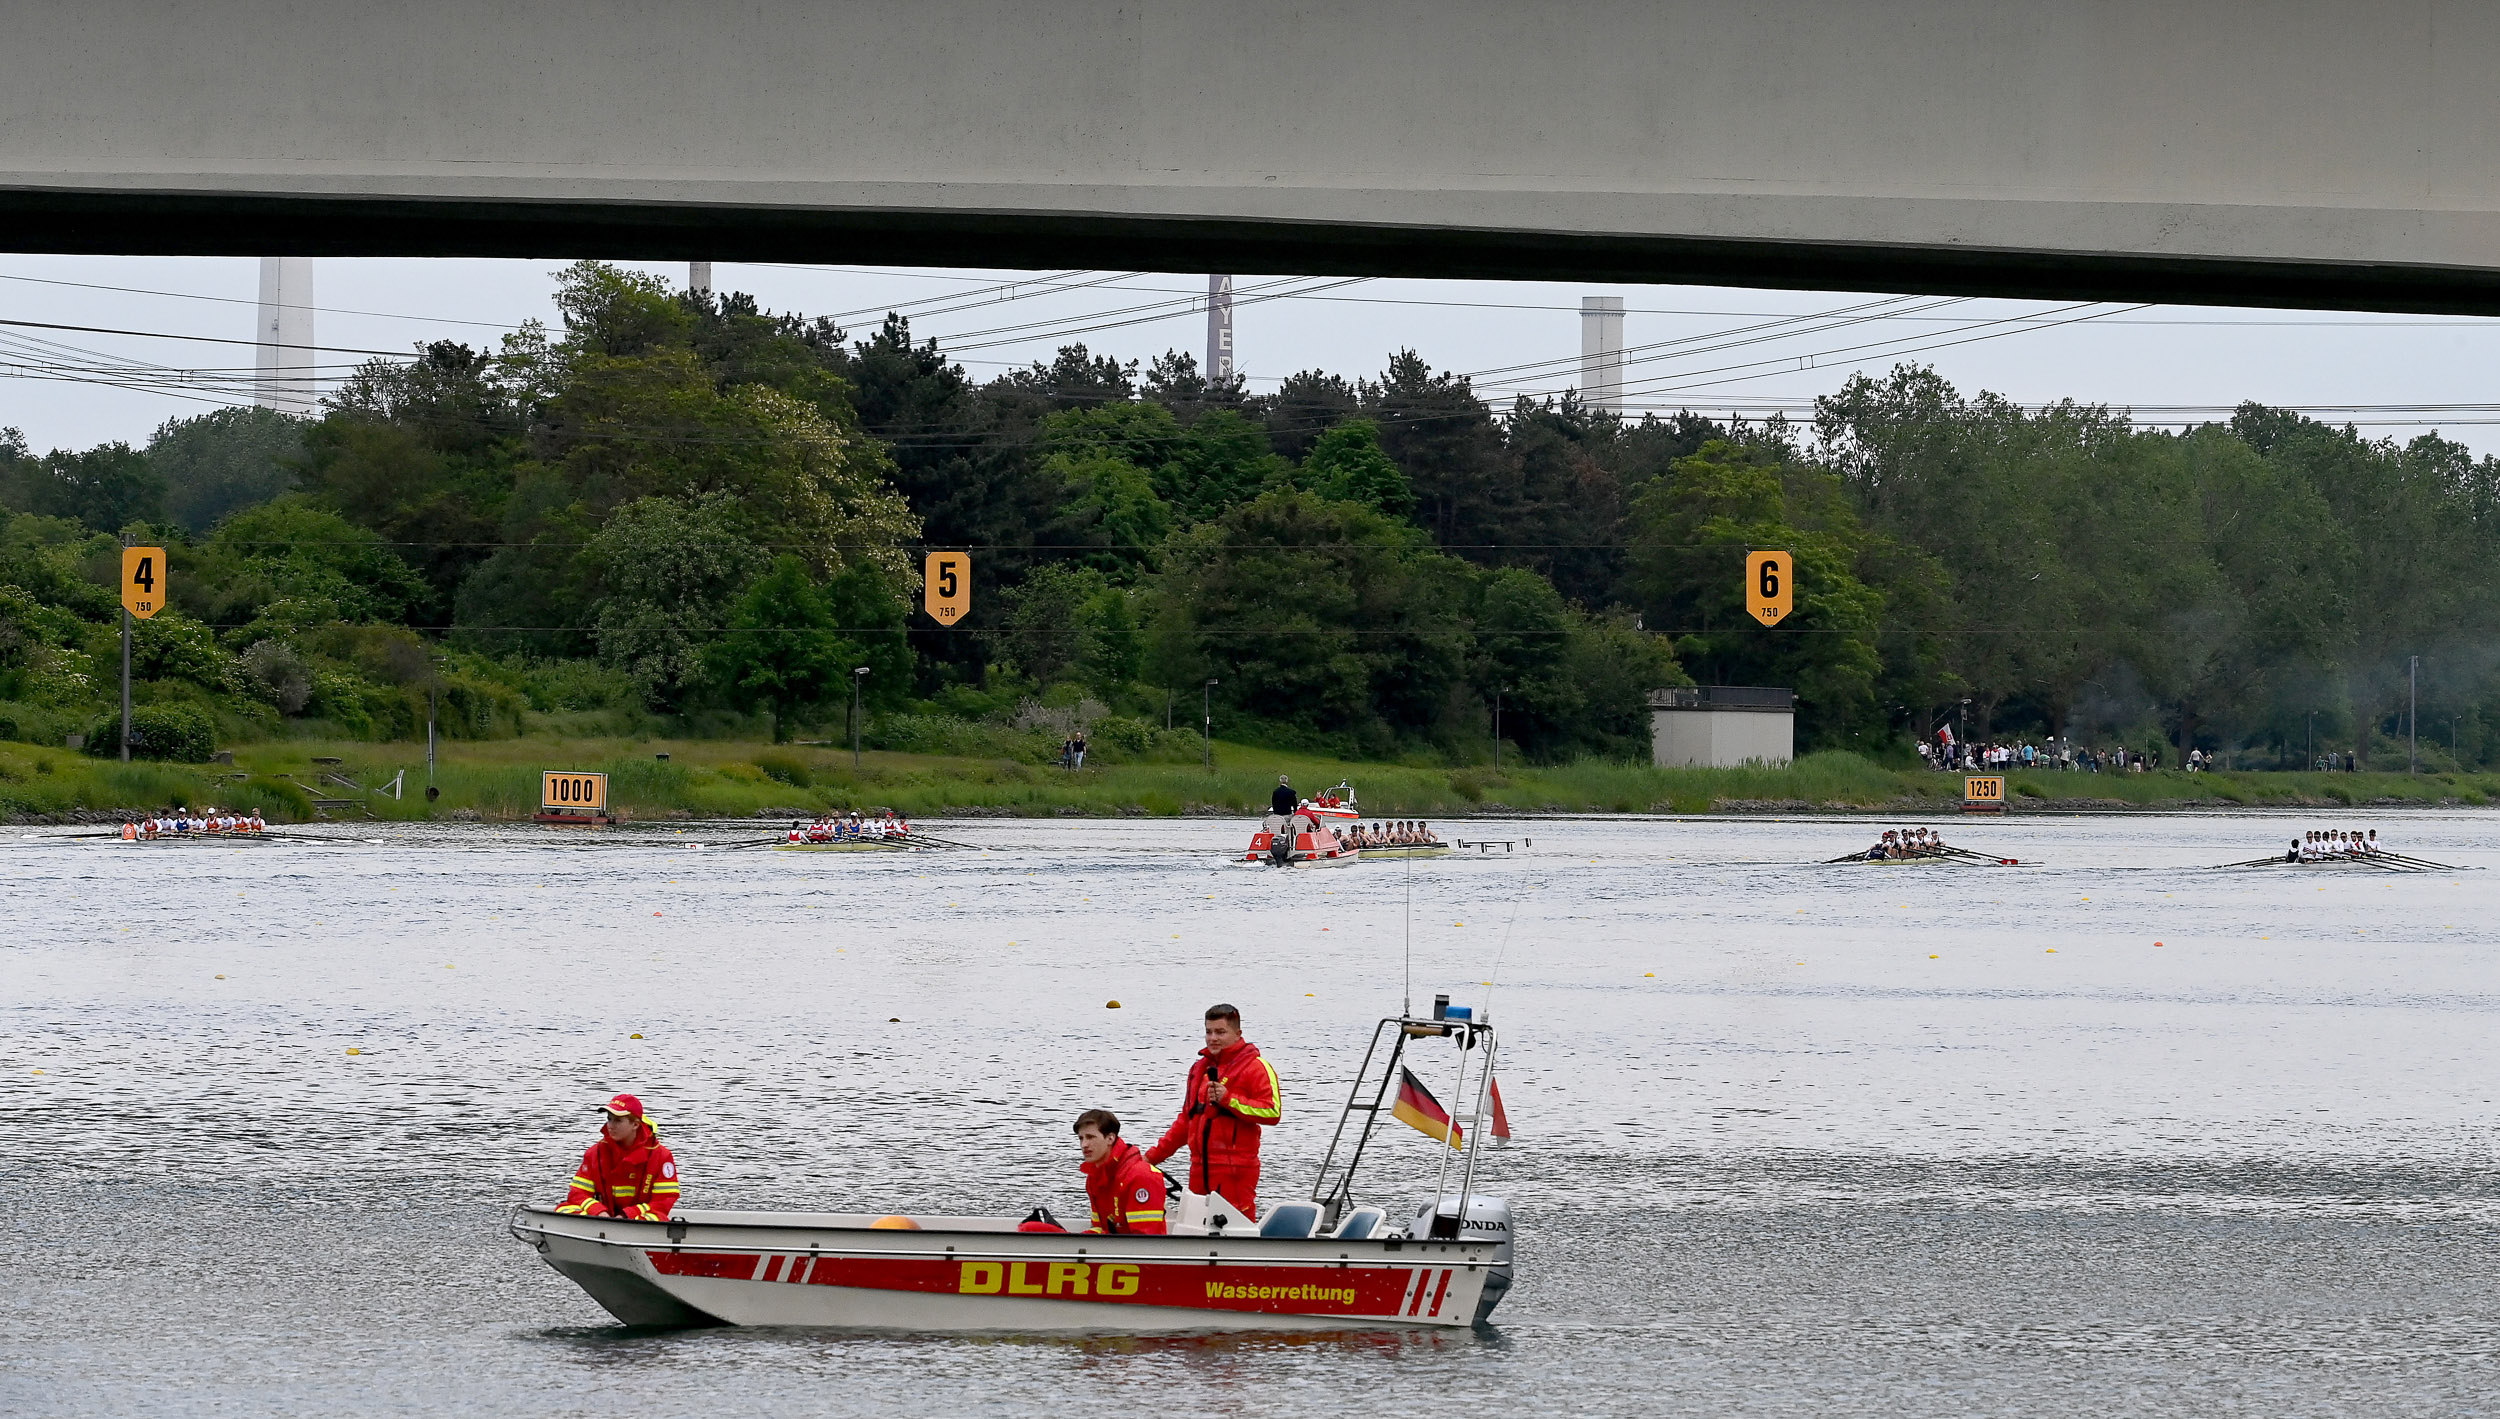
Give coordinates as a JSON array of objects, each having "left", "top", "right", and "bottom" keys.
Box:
[{"left": 8, "top": 736, "right": 2500, "bottom": 823}]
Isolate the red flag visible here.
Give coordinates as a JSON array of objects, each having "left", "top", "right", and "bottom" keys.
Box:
[
  {"left": 1489, "top": 1075, "right": 1512, "bottom": 1140},
  {"left": 1392, "top": 1067, "right": 1462, "bottom": 1149}
]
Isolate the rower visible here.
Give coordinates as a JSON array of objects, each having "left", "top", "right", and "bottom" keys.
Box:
[
  {"left": 1075, "top": 1108, "right": 1167, "bottom": 1235},
  {"left": 787, "top": 821, "right": 806, "bottom": 844},
  {"left": 2366, "top": 829, "right": 2380, "bottom": 855},
  {"left": 555, "top": 1093, "right": 681, "bottom": 1222}
]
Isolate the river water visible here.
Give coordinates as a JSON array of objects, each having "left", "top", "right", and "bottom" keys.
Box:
[{"left": 4, "top": 811, "right": 2496, "bottom": 1415}]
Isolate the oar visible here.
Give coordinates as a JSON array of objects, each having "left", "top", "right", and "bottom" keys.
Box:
[
  {"left": 891, "top": 832, "right": 974, "bottom": 849},
  {"left": 2376, "top": 851, "right": 2465, "bottom": 870}
]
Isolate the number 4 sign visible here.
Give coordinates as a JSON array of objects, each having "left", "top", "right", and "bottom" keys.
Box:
[
  {"left": 1745, "top": 550, "right": 1792, "bottom": 627},
  {"left": 121, "top": 546, "right": 167, "bottom": 619}
]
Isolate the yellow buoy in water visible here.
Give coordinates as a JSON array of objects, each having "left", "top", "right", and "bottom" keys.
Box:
[
  {"left": 215, "top": 974, "right": 226, "bottom": 980},
  {"left": 346, "top": 1047, "right": 362, "bottom": 1056},
  {"left": 870, "top": 1215, "right": 921, "bottom": 1231},
  {"left": 1105, "top": 1000, "right": 1122, "bottom": 1009},
  {"left": 631, "top": 1033, "right": 644, "bottom": 1039}
]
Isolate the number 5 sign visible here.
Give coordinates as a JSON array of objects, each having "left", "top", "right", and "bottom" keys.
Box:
[
  {"left": 1745, "top": 550, "right": 1792, "bottom": 627},
  {"left": 122, "top": 546, "right": 167, "bottom": 619},
  {"left": 923, "top": 551, "right": 970, "bottom": 626}
]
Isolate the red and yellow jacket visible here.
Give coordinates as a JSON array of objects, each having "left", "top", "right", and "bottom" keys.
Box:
[
  {"left": 556, "top": 1120, "right": 681, "bottom": 1221},
  {"left": 1145, "top": 1039, "right": 1281, "bottom": 1182},
  {"left": 1081, "top": 1137, "right": 1168, "bottom": 1235}
]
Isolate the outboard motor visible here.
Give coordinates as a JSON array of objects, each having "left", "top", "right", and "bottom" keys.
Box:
[{"left": 1408, "top": 1194, "right": 1513, "bottom": 1321}]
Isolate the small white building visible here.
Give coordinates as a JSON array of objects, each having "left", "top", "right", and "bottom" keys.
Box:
[{"left": 1649, "top": 686, "right": 1794, "bottom": 768}]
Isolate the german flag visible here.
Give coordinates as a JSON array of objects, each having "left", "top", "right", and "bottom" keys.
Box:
[{"left": 1393, "top": 1067, "right": 1462, "bottom": 1149}]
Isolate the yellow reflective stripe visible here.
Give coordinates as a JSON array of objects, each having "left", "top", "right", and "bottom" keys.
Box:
[
  {"left": 649, "top": 1183, "right": 681, "bottom": 1194},
  {"left": 1225, "top": 1059, "right": 1283, "bottom": 1119},
  {"left": 570, "top": 1175, "right": 596, "bottom": 1187},
  {"left": 1125, "top": 1210, "right": 1165, "bottom": 1221}
]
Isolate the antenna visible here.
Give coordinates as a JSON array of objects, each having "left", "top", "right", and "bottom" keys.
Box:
[{"left": 1401, "top": 848, "right": 1412, "bottom": 1017}]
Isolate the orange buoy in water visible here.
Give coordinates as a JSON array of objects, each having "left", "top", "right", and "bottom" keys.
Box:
[{"left": 869, "top": 1215, "right": 921, "bottom": 1231}]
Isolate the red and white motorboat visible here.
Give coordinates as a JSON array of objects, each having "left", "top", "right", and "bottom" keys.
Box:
[
  {"left": 1242, "top": 806, "right": 1360, "bottom": 867},
  {"left": 514, "top": 1009, "right": 1514, "bottom": 1332},
  {"left": 1299, "top": 780, "right": 1362, "bottom": 824}
]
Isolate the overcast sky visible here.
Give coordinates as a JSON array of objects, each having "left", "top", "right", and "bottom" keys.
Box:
[{"left": 6, "top": 254, "right": 2500, "bottom": 456}]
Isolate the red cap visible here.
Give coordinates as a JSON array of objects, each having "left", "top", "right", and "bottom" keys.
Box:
[{"left": 599, "top": 1093, "right": 643, "bottom": 1118}]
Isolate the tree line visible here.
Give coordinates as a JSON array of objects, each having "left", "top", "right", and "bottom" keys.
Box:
[{"left": 4, "top": 261, "right": 2496, "bottom": 770}]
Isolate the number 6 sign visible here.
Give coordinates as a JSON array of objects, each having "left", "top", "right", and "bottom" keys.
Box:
[{"left": 1745, "top": 550, "right": 1792, "bottom": 627}]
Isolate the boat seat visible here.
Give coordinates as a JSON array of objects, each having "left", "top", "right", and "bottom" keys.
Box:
[
  {"left": 1257, "top": 1202, "right": 1322, "bottom": 1239},
  {"left": 1330, "top": 1206, "right": 1385, "bottom": 1240}
]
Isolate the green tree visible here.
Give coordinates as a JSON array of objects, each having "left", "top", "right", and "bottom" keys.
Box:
[
  {"left": 1296, "top": 420, "right": 1415, "bottom": 517},
  {"left": 588, "top": 494, "right": 767, "bottom": 710},
  {"left": 1625, "top": 440, "right": 1888, "bottom": 747},
  {"left": 204, "top": 499, "right": 432, "bottom": 634},
  {"left": 1153, "top": 489, "right": 1473, "bottom": 741},
  {"left": 1155, "top": 409, "right": 1291, "bottom": 524},
  {"left": 148, "top": 407, "right": 307, "bottom": 532},
  {"left": 992, "top": 563, "right": 1148, "bottom": 689},
  {"left": 5, "top": 443, "right": 164, "bottom": 532},
  {"left": 1049, "top": 451, "right": 1169, "bottom": 580},
  {"left": 707, "top": 556, "right": 846, "bottom": 740}
]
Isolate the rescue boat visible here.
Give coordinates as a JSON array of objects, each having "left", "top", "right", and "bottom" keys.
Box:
[
  {"left": 1299, "top": 781, "right": 1362, "bottom": 824},
  {"left": 1242, "top": 811, "right": 1360, "bottom": 867},
  {"left": 513, "top": 1008, "right": 1514, "bottom": 1332}
]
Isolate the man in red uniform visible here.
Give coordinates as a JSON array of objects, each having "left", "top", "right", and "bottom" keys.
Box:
[
  {"left": 1143, "top": 1003, "right": 1281, "bottom": 1217},
  {"left": 555, "top": 1093, "right": 681, "bottom": 1221},
  {"left": 1075, "top": 1108, "right": 1166, "bottom": 1235}
]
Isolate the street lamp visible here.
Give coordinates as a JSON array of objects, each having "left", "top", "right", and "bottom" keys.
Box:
[
  {"left": 2409, "top": 655, "right": 2421, "bottom": 773},
  {"left": 851, "top": 666, "right": 870, "bottom": 769},
  {"left": 2307, "top": 710, "right": 2315, "bottom": 772},
  {"left": 1203, "top": 678, "right": 1219, "bottom": 772},
  {"left": 1493, "top": 685, "right": 1505, "bottom": 771}
]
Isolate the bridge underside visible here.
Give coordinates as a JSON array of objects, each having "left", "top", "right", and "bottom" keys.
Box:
[
  {"left": 16, "top": 189, "right": 2500, "bottom": 315},
  {"left": 9, "top": 1, "right": 2500, "bottom": 312}
]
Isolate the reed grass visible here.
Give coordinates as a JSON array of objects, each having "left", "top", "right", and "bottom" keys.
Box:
[{"left": 6, "top": 733, "right": 2494, "bottom": 822}]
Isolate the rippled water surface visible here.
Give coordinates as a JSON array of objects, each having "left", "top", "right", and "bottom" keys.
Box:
[{"left": 5, "top": 811, "right": 2497, "bottom": 1415}]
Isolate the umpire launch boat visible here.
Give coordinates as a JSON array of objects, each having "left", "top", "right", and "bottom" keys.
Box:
[
  {"left": 512, "top": 1009, "right": 1513, "bottom": 1332},
  {"left": 1242, "top": 810, "right": 1360, "bottom": 867}
]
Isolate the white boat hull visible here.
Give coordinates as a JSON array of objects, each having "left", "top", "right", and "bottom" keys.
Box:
[{"left": 513, "top": 1207, "right": 1495, "bottom": 1332}]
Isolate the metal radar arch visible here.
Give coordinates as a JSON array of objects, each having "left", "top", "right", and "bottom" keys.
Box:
[{"left": 1310, "top": 996, "right": 1500, "bottom": 1239}]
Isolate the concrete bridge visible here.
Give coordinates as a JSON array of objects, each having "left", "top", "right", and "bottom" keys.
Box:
[{"left": 7, "top": 2, "right": 2500, "bottom": 311}]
